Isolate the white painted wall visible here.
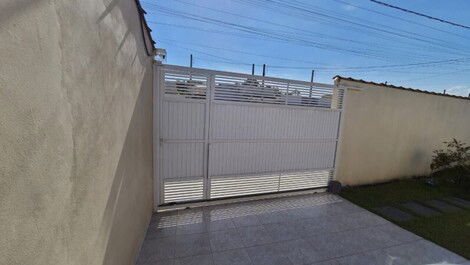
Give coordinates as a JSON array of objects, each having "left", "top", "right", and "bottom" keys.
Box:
[
  {"left": 335, "top": 78, "right": 470, "bottom": 186},
  {"left": 0, "top": 1, "right": 154, "bottom": 264}
]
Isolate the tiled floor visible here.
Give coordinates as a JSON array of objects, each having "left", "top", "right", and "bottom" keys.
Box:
[{"left": 137, "top": 193, "right": 468, "bottom": 265}]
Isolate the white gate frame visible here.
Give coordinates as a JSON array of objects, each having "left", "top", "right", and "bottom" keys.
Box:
[{"left": 153, "top": 63, "right": 347, "bottom": 209}]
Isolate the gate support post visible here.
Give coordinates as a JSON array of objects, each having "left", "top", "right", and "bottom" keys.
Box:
[
  {"left": 203, "top": 74, "right": 215, "bottom": 200},
  {"left": 153, "top": 62, "right": 163, "bottom": 210},
  {"left": 332, "top": 86, "right": 348, "bottom": 183}
]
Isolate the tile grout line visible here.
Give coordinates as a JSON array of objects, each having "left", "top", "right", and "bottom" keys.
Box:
[{"left": 307, "top": 238, "right": 425, "bottom": 265}]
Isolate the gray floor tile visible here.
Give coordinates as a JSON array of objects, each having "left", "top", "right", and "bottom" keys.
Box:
[
  {"left": 345, "top": 226, "right": 397, "bottom": 251},
  {"left": 294, "top": 215, "right": 344, "bottom": 236},
  {"left": 174, "top": 233, "right": 211, "bottom": 258},
  {"left": 174, "top": 254, "right": 214, "bottom": 265},
  {"left": 137, "top": 194, "right": 464, "bottom": 265},
  {"left": 146, "top": 225, "right": 177, "bottom": 239},
  {"left": 237, "top": 225, "right": 276, "bottom": 247},
  {"left": 232, "top": 215, "right": 262, "bottom": 227},
  {"left": 305, "top": 230, "right": 364, "bottom": 259},
  {"left": 310, "top": 260, "right": 340, "bottom": 265},
  {"left": 374, "top": 206, "right": 415, "bottom": 222},
  {"left": 372, "top": 223, "right": 421, "bottom": 244},
  {"left": 177, "top": 209, "right": 206, "bottom": 226},
  {"left": 401, "top": 202, "right": 441, "bottom": 217},
  {"left": 338, "top": 210, "right": 389, "bottom": 230},
  {"left": 322, "top": 201, "right": 365, "bottom": 216},
  {"left": 175, "top": 218, "right": 236, "bottom": 235},
  {"left": 148, "top": 213, "right": 179, "bottom": 236},
  {"left": 263, "top": 222, "right": 302, "bottom": 242},
  {"left": 138, "top": 237, "right": 175, "bottom": 263},
  {"left": 245, "top": 243, "right": 294, "bottom": 265},
  {"left": 275, "top": 239, "right": 326, "bottom": 265},
  {"left": 424, "top": 199, "right": 462, "bottom": 213},
  {"left": 336, "top": 248, "right": 392, "bottom": 265},
  {"left": 284, "top": 206, "right": 329, "bottom": 219},
  {"left": 205, "top": 218, "right": 236, "bottom": 232},
  {"left": 306, "top": 225, "right": 397, "bottom": 260},
  {"left": 212, "top": 249, "right": 253, "bottom": 265},
  {"left": 138, "top": 258, "right": 175, "bottom": 265},
  {"left": 383, "top": 240, "right": 466, "bottom": 265},
  {"left": 151, "top": 211, "right": 180, "bottom": 223},
  {"left": 176, "top": 222, "right": 207, "bottom": 235},
  {"left": 209, "top": 229, "right": 244, "bottom": 252},
  {"left": 257, "top": 211, "right": 291, "bottom": 224}
]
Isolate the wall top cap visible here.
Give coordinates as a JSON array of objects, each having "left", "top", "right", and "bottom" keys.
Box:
[{"left": 333, "top": 75, "right": 470, "bottom": 101}]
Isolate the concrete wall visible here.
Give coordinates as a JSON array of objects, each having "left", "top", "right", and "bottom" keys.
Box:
[
  {"left": 335, "top": 78, "right": 470, "bottom": 186},
  {"left": 0, "top": 1, "right": 154, "bottom": 264}
]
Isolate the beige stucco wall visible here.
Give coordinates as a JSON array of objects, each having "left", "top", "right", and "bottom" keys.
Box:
[
  {"left": 0, "top": 1, "right": 153, "bottom": 264},
  {"left": 335, "top": 78, "right": 470, "bottom": 186}
]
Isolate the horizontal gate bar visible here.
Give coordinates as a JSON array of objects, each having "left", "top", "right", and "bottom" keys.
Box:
[
  {"left": 161, "top": 98, "right": 343, "bottom": 112},
  {"left": 209, "top": 168, "right": 334, "bottom": 179},
  {"left": 161, "top": 138, "right": 339, "bottom": 143},
  {"left": 161, "top": 64, "right": 336, "bottom": 89},
  {"left": 210, "top": 100, "right": 342, "bottom": 112},
  {"left": 157, "top": 188, "right": 328, "bottom": 210},
  {"left": 161, "top": 168, "right": 333, "bottom": 182}
]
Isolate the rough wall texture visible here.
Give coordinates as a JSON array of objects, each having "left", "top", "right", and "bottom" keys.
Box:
[
  {"left": 0, "top": 0, "right": 153, "bottom": 264},
  {"left": 335, "top": 79, "right": 470, "bottom": 186}
]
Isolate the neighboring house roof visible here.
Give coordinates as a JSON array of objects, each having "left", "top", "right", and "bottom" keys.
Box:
[
  {"left": 135, "top": 0, "right": 156, "bottom": 55},
  {"left": 333, "top": 75, "right": 470, "bottom": 101}
]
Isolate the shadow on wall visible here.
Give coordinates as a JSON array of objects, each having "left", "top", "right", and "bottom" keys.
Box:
[
  {"left": 94, "top": 0, "right": 154, "bottom": 264},
  {"left": 100, "top": 66, "right": 153, "bottom": 265},
  {"left": 97, "top": 0, "right": 121, "bottom": 23},
  {"left": 0, "top": 0, "right": 45, "bottom": 25},
  {"left": 409, "top": 147, "right": 427, "bottom": 175}
]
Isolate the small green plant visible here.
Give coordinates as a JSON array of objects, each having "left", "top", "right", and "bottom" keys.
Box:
[{"left": 430, "top": 138, "right": 470, "bottom": 184}]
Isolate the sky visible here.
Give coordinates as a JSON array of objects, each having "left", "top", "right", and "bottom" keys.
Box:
[{"left": 142, "top": 0, "right": 470, "bottom": 96}]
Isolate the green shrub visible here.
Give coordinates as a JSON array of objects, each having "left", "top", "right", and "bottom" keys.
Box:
[{"left": 430, "top": 138, "right": 470, "bottom": 185}]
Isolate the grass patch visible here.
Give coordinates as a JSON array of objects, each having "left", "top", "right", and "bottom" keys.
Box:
[{"left": 340, "top": 175, "right": 470, "bottom": 259}]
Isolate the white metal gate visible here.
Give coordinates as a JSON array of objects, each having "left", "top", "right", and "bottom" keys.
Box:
[{"left": 154, "top": 64, "right": 345, "bottom": 205}]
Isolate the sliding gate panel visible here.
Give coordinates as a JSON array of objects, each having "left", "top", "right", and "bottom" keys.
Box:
[
  {"left": 156, "top": 65, "right": 344, "bottom": 205},
  {"left": 159, "top": 70, "right": 209, "bottom": 203}
]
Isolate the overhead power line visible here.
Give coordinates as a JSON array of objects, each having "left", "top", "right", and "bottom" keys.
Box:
[
  {"left": 166, "top": 0, "right": 465, "bottom": 60},
  {"left": 236, "top": 0, "right": 470, "bottom": 56},
  {"left": 331, "top": 0, "right": 469, "bottom": 40},
  {"left": 370, "top": 0, "right": 470, "bottom": 30},
  {"left": 160, "top": 40, "right": 470, "bottom": 71},
  {"left": 146, "top": 3, "right": 396, "bottom": 61},
  {"left": 146, "top": 1, "right": 470, "bottom": 63}
]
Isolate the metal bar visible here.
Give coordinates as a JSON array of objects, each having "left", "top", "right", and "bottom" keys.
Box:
[
  {"left": 332, "top": 87, "right": 348, "bottom": 181},
  {"left": 285, "top": 82, "right": 290, "bottom": 105},
  {"left": 210, "top": 168, "right": 334, "bottom": 179},
  {"left": 153, "top": 64, "right": 161, "bottom": 210},
  {"left": 309, "top": 70, "right": 314, "bottom": 98},
  {"left": 203, "top": 74, "right": 214, "bottom": 200},
  {"left": 162, "top": 138, "right": 338, "bottom": 144},
  {"left": 210, "top": 100, "right": 341, "bottom": 112},
  {"left": 161, "top": 64, "right": 335, "bottom": 88},
  {"left": 157, "top": 64, "right": 166, "bottom": 208}
]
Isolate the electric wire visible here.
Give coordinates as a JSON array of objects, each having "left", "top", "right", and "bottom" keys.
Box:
[{"left": 370, "top": 0, "right": 470, "bottom": 30}]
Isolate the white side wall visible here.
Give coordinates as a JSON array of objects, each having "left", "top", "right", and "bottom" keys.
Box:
[
  {"left": 0, "top": 1, "right": 154, "bottom": 264},
  {"left": 335, "top": 79, "right": 470, "bottom": 186}
]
